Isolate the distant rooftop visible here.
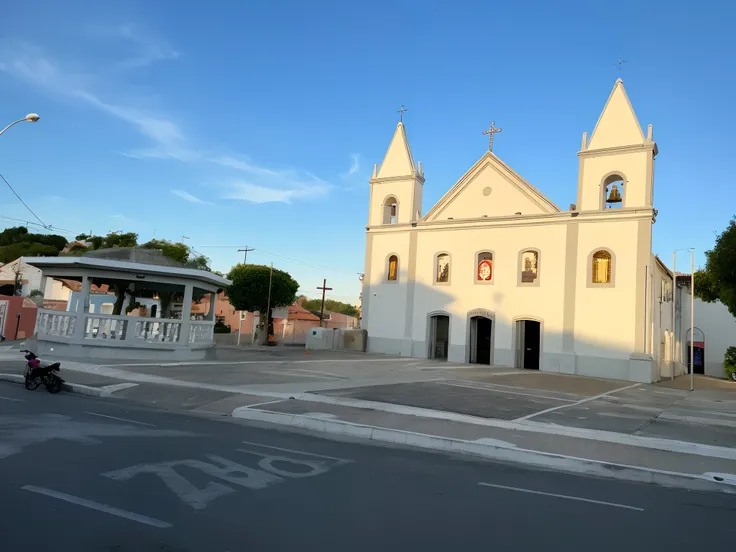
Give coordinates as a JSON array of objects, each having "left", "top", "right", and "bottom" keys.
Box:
[{"left": 82, "top": 247, "right": 186, "bottom": 268}]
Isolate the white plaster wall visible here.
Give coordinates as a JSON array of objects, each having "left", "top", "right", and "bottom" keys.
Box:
[
  {"left": 369, "top": 179, "right": 421, "bottom": 227},
  {"left": 410, "top": 223, "right": 568, "bottom": 358},
  {"left": 679, "top": 288, "right": 736, "bottom": 378},
  {"left": 579, "top": 151, "right": 651, "bottom": 211},
  {"left": 365, "top": 231, "right": 411, "bottom": 343},
  {"left": 44, "top": 278, "right": 71, "bottom": 301},
  {"left": 650, "top": 257, "right": 674, "bottom": 378},
  {"left": 573, "top": 220, "right": 639, "bottom": 359},
  {"left": 433, "top": 162, "right": 547, "bottom": 220}
]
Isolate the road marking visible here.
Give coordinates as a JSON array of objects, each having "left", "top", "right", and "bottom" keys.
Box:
[
  {"left": 240, "top": 440, "right": 352, "bottom": 463},
  {"left": 478, "top": 482, "right": 644, "bottom": 511},
  {"left": 22, "top": 485, "right": 173, "bottom": 528},
  {"left": 0, "top": 395, "right": 25, "bottom": 402},
  {"left": 245, "top": 399, "right": 286, "bottom": 409},
  {"left": 437, "top": 381, "right": 577, "bottom": 402},
  {"left": 286, "top": 368, "right": 349, "bottom": 379},
  {"left": 277, "top": 370, "right": 340, "bottom": 380},
  {"left": 84, "top": 411, "right": 156, "bottom": 427},
  {"left": 100, "top": 383, "right": 139, "bottom": 394},
  {"left": 513, "top": 383, "right": 641, "bottom": 422}
]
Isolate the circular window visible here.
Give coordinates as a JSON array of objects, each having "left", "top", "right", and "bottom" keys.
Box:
[{"left": 482, "top": 187, "right": 492, "bottom": 196}]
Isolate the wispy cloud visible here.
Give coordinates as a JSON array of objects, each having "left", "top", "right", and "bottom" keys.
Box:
[
  {"left": 0, "top": 35, "right": 332, "bottom": 205},
  {"left": 86, "top": 23, "right": 180, "bottom": 70},
  {"left": 171, "top": 189, "right": 212, "bottom": 205},
  {"left": 341, "top": 154, "right": 360, "bottom": 178},
  {"left": 110, "top": 214, "right": 139, "bottom": 227}
]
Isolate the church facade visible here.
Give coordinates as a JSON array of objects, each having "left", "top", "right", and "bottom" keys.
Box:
[{"left": 361, "top": 79, "right": 678, "bottom": 383}]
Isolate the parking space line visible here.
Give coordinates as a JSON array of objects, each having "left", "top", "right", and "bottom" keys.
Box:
[
  {"left": 240, "top": 440, "right": 352, "bottom": 463},
  {"left": 478, "top": 482, "right": 643, "bottom": 511},
  {"left": 22, "top": 485, "right": 173, "bottom": 528},
  {"left": 277, "top": 371, "right": 341, "bottom": 380},
  {"left": 286, "top": 368, "right": 349, "bottom": 379},
  {"left": 436, "top": 381, "right": 577, "bottom": 402},
  {"left": 0, "top": 395, "right": 25, "bottom": 402},
  {"left": 513, "top": 383, "right": 641, "bottom": 422},
  {"left": 84, "top": 411, "right": 156, "bottom": 427}
]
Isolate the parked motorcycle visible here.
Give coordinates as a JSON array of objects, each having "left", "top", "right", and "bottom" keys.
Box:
[{"left": 22, "top": 350, "right": 64, "bottom": 394}]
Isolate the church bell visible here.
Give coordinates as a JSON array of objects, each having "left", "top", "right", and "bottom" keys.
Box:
[{"left": 606, "top": 184, "right": 622, "bottom": 205}]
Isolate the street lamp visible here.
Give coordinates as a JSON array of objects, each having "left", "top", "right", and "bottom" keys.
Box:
[{"left": 0, "top": 113, "right": 40, "bottom": 137}]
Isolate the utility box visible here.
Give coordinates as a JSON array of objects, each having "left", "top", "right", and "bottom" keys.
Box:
[{"left": 306, "top": 327, "right": 335, "bottom": 350}]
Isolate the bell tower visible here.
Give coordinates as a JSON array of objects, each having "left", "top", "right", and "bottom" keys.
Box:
[
  {"left": 368, "top": 121, "right": 424, "bottom": 227},
  {"left": 576, "top": 79, "right": 658, "bottom": 212}
]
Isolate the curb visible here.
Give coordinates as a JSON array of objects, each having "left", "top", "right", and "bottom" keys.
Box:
[
  {"left": 232, "top": 408, "right": 736, "bottom": 495},
  {"left": 0, "top": 373, "right": 111, "bottom": 398}
]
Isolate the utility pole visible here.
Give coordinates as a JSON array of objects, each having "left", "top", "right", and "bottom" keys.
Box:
[
  {"left": 690, "top": 248, "right": 695, "bottom": 392},
  {"left": 238, "top": 246, "right": 255, "bottom": 264},
  {"left": 265, "top": 263, "right": 274, "bottom": 345},
  {"left": 317, "top": 279, "right": 332, "bottom": 327}
]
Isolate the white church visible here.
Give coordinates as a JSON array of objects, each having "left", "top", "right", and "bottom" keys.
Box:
[{"left": 361, "top": 79, "right": 732, "bottom": 383}]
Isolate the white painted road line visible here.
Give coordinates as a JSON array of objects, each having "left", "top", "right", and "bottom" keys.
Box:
[
  {"left": 245, "top": 399, "right": 286, "bottom": 409},
  {"left": 478, "top": 482, "right": 644, "bottom": 511},
  {"left": 240, "top": 440, "right": 352, "bottom": 463},
  {"left": 277, "top": 370, "right": 341, "bottom": 380},
  {"left": 84, "top": 411, "right": 157, "bottom": 427},
  {"left": 513, "top": 383, "right": 641, "bottom": 422},
  {"left": 436, "top": 381, "right": 577, "bottom": 402},
  {"left": 100, "top": 383, "right": 139, "bottom": 394},
  {"left": 0, "top": 395, "right": 25, "bottom": 402},
  {"left": 286, "top": 368, "right": 349, "bottom": 379},
  {"left": 22, "top": 485, "right": 173, "bottom": 528}
]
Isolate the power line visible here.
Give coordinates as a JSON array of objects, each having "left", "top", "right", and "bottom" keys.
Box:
[{"left": 0, "top": 171, "right": 49, "bottom": 229}]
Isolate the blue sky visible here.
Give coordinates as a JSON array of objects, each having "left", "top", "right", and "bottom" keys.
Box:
[{"left": 0, "top": 0, "right": 733, "bottom": 304}]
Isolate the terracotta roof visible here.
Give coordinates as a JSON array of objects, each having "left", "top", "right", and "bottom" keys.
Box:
[
  {"left": 55, "top": 278, "right": 111, "bottom": 293},
  {"left": 288, "top": 303, "right": 320, "bottom": 321}
]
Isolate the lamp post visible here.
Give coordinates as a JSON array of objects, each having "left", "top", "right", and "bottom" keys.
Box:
[{"left": 0, "top": 113, "right": 40, "bottom": 137}]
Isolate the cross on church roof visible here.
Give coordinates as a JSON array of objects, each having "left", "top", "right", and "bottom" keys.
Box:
[
  {"left": 482, "top": 121, "right": 502, "bottom": 151},
  {"left": 397, "top": 105, "right": 408, "bottom": 123}
]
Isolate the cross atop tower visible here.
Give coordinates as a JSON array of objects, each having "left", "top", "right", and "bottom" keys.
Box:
[
  {"left": 482, "top": 121, "right": 502, "bottom": 151},
  {"left": 397, "top": 105, "right": 408, "bottom": 123}
]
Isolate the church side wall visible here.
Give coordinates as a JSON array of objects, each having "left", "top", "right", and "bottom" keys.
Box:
[
  {"left": 573, "top": 219, "right": 642, "bottom": 380},
  {"left": 410, "top": 224, "right": 568, "bottom": 365},
  {"left": 364, "top": 231, "right": 411, "bottom": 355}
]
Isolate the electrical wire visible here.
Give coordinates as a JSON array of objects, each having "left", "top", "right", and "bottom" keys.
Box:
[{"left": 0, "top": 171, "right": 49, "bottom": 229}]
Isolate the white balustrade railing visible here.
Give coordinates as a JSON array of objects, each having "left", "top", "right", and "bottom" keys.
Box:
[
  {"left": 84, "top": 315, "right": 127, "bottom": 340},
  {"left": 132, "top": 319, "right": 181, "bottom": 343},
  {"left": 36, "top": 311, "right": 77, "bottom": 338},
  {"left": 35, "top": 309, "right": 215, "bottom": 348},
  {"left": 190, "top": 321, "right": 215, "bottom": 344}
]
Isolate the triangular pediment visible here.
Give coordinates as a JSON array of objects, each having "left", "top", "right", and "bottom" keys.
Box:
[
  {"left": 587, "top": 79, "right": 646, "bottom": 150},
  {"left": 377, "top": 122, "right": 416, "bottom": 178},
  {"left": 424, "top": 152, "right": 560, "bottom": 222}
]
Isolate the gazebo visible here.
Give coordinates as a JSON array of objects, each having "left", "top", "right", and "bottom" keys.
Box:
[{"left": 24, "top": 248, "right": 231, "bottom": 360}]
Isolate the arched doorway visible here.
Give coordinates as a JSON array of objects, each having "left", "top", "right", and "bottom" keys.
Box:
[
  {"left": 428, "top": 313, "right": 450, "bottom": 361},
  {"left": 467, "top": 309, "right": 494, "bottom": 365},
  {"left": 515, "top": 319, "right": 541, "bottom": 370},
  {"left": 686, "top": 327, "right": 705, "bottom": 375}
]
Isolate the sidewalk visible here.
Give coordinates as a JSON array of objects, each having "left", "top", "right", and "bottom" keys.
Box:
[{"left": 1, "top": 346, "right": 734, "bottom": 493}]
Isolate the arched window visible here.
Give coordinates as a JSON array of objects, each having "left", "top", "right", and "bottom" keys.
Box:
[
  {"left": 519, "top": 249, "right": 540, "bottom": 285},
  {"left": 592, "top": 250, "right": 612, "bottom": 284},
  {"left": 603, "top": 174, "right": 625, "bottom": 210},
  {"left": 383, "top": 196, "right": 398, "bottom": 224},
  {"left": 436, "top": 253, "right": 450, "bottom": 284},
  {"left": 476, "top": 251, "right": 493, "bottom": 282},
  {"left": 387, "top": 255, "right": 398, "bottom": 281}
]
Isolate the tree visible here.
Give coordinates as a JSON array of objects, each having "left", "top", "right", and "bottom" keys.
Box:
[
  {"left": 0, "top": 226, "right": 68, "bottom": 263},
  {"left": 301, "top": 298, "right": 358, "bottom": 317},
  {"left": 141, "top": 239, "right": 189, "bottom": 264},
  {"left": 225, "top": 264, "right": 299, "bottom": 345},
  {"left": 694, "top": 217, "right": 736, "bottom": 317}
]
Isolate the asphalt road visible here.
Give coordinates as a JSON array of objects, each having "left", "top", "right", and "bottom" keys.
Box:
[{"left": 1, "top": 382, "right": 734, "bottom": 552}]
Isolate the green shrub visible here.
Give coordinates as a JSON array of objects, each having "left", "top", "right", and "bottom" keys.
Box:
[{"left": 724, "top": 347, "right": 736, "bottom": 381}]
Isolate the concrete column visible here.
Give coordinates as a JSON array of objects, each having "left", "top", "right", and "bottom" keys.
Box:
[
  {"left": 179, "top": 284, "right": 194, "bottom": 344},
  {"left": 72, "top": 275, "right": 91, "bottom": 341}
]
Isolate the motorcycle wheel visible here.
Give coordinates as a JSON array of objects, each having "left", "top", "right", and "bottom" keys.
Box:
[
  {"left": 46, "top": 376, "right": 63, "bottom": 394},
  {"left": 24, "top": 375, "right": 40, "bottom": 390}
]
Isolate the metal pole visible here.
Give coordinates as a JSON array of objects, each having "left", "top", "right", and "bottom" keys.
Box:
[
  {"left": 265, "top": 263, "right": 273, "bottom": 342},
  {"left": 237, "top": 311, "right": 243, "bottom": 346},
  {"left": 690, "top": 249, "right": 695, "bottom": 391},
  {"left": 671, "top": 251, "right": 676, "bottom": 380},
  {"left": 320, "top": 279, "right": 327, "bottom": 328}
]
